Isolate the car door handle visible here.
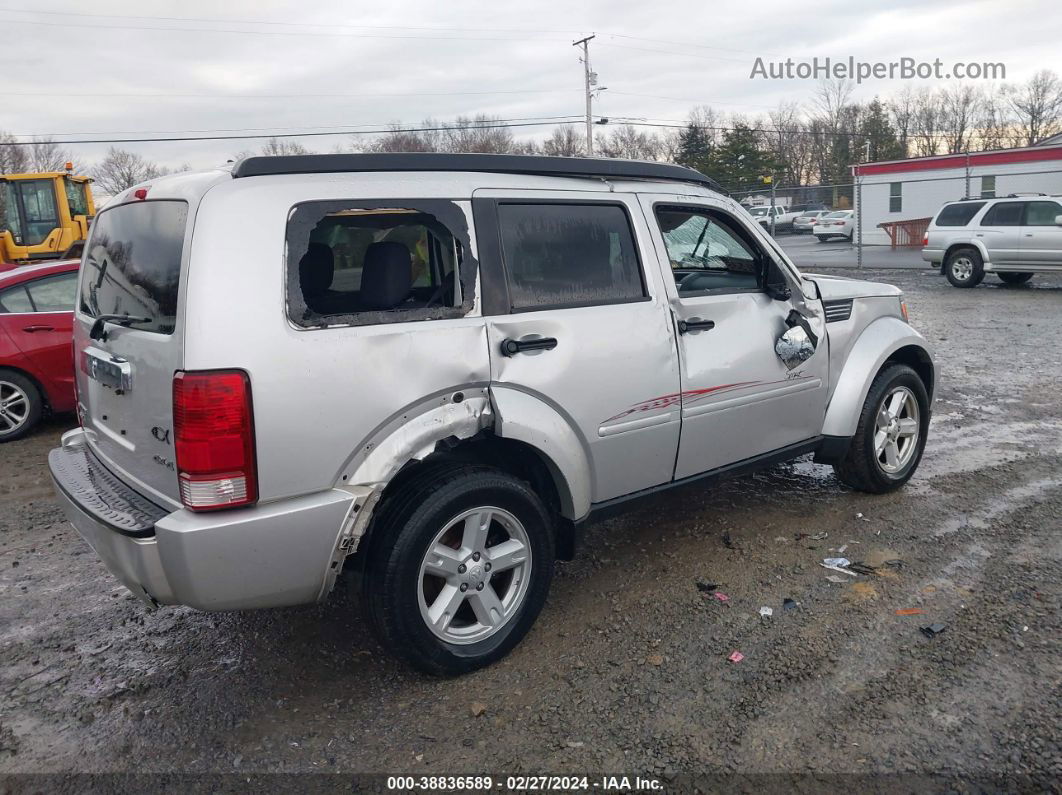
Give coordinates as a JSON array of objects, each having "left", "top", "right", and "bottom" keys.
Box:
[
  {"left": 677, "top": 318, "right": 715, "bottom": 334},
  {"left": 500, "top": 336, "right": 558, "bottom": 356},
  {"left": 21, "top": 325, "right": 55, "bottom": 333}
]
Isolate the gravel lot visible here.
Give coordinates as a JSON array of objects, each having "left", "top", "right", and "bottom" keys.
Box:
[{"left": 1, "top": 268, "right": 1060, "bottom": 789}]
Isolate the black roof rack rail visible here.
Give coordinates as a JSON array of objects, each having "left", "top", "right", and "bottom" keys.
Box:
[{"left": 230, "top": 152, "right": 725, "bottom": 194}]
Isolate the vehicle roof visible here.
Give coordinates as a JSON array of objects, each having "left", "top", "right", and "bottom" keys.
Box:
[
  {"left": 0, "top": 259, "right": 79, "bottom": 286},
  {"left": 230, "top": 152, "right": 725, "bottom": 194}
]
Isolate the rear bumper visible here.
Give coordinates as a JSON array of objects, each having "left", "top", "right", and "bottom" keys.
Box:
[
  {"left": 922, "top": 247, "right": 944, "bottom": 264},
  {"left": 49, "top": 428, "right": 357, "bottom": 611}
]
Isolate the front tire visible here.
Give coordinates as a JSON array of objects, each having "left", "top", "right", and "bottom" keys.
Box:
[
  {"left": 998, "top": 272, "right": 1034, "bottom": 285},
  {"left": 0, "top": 370, "right": 43, "bottom": 443},
  {"left": 363, "top": 464, "right": 555, "bottom": 675},
  {"left": 944, "top": 247, "right": 984, "bottom": 288},
  {"left": 833, "top": 364, "right": 930, "bottom": 493}
]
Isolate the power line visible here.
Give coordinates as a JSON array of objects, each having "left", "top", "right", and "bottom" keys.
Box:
[
  {"left": 13, "top": 115, "right": 587, "bottom": 139},
  {"left": 0, "top": 6, "right": 583, "bottom": 35},
  {"left": 0, "top": 16, "right": 572, "bottom": 42},
  {"left": 0, "top": 89, "right": 580, "bottom": 99},
  {"left": 0, "top": 7, "right": 777, "bottom": 57},
  {"left": 0, "top": 119, "right": 587, "bottom": 146}
]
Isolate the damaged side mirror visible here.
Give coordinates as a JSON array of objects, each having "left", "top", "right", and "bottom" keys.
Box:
[{"left": 775, "top": 310, "right": 818, "bottom": 370}]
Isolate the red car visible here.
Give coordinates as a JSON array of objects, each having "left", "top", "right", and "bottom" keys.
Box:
[{"left": 0, "top": 260, "right": 79, "bottom": 441}]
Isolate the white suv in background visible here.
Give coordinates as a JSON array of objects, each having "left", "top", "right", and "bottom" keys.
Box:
[{"left": 922, "top": 195, "right": 1062, "bottom": 287}]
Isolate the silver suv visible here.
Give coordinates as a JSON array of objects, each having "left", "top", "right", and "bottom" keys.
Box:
[
  {"left": 922, "top": 195, "right": 1062, "bottom": 287},
  {"left": 49, "top": 154, "right": 935, "bottom": 674}
]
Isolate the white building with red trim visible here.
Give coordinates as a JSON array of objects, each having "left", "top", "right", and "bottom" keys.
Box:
[{"left": 852, "top": 143, "right": 1062, "bottom": 245}]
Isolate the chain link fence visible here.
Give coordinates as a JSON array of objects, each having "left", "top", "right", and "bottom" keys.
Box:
[{"left": 735, "top": 164, "right": 1062, "bottom": 268}]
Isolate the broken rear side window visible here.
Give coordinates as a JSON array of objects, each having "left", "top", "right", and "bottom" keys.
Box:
[{"left": 286, "top": 200, "right": 476, "bottom": 328}]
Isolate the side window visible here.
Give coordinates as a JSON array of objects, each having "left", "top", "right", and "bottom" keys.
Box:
[
  {"left": 0, "top": 285, "right": 33, "bottom": 313},
  {"left": 26, "top": 272, "right": 78, "bottom": 311},
  {"left": 287, "top": 201, "right": 473, "bottom": 327},
  {"left": 982, "top": 202, "right": 1024, "bottom": 226},
  {"left": 935, "top": 202, "right": 985, "bottom": 227},
  {"left": 889, "top": 182, "right": 902, "bottom": 213},
  {"left": 1024, "top": 201, "right": 1062, "bottom": 226},
  {"left": 980, "top": 176, "right": 996, "bottom": 199},
  {"left": 496, "top": 203, "right": 646, "bottom": 311},
  {"left": 656, "top": 206, "right": 762, "bottom": 295}
]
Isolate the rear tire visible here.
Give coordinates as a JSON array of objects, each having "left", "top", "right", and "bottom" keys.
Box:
[
  {"left": 362, "top": 463, "right": 555, "bottom": 676},
  {"left": 815, "top": 235, "right": 828, "bottom": 243},
  {"left": 833, "top": 364, "right": 930, "bottom": 493},
  {"left": 944, "top": 247, "right": 984, "bottom": 288},
  {"left": 0, "top": 370, "right": 43, "bottom": 443},
  {"left": 998, "top": 272, "right": 1034, "bottom": 285}
]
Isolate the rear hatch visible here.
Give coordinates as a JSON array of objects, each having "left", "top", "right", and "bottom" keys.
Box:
[{"left": 75, "top": 197, "right": 189, "bottom": 507}]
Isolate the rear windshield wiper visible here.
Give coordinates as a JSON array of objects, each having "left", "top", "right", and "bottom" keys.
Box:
[{"left": 89, "top": 314, "right": 152, "bottom": 341}]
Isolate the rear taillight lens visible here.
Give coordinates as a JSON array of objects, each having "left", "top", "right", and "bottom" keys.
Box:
[
  {"left": 173, "top": 370, "right": 257, "bottom": 511},
  {"left": 922, "top": 234, "right": 929, "bottom": 246}
]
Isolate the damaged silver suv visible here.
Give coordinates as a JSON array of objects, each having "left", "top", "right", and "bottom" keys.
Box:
[{"left": 50, "top": 154, "right": 935, "bottom": 674}]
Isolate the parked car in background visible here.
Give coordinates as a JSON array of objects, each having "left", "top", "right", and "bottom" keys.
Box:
[
  {"left": 789, "top": 203, "right": 829, "bottom": 215},
  {"left": 793, "top": 210, "right": 831, "bottom": 234},
  {"left": 814, "top": 210, "right": 854, "bottom": 242},
  {"left": 747, "top": 204, "right": 800, "bottom": 233},
  {"left": 49, "top": 153, "right": 934, "bottom": 675},
  {"left": 921, "top": 195, "right": 1062, "bottom": 287},
  {"left": 0, "top": 260, "right": 79, "bottom": 441}
]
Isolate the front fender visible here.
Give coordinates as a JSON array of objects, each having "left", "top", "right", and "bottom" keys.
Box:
[
  {"left": 822, "top": 317, "right": 935, "bottom": 438},
  {"left": 489, "top": 385, "right": 593, "bottom": 521}
]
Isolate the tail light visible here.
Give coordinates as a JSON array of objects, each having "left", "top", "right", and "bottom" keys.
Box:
[
  {"left": 173, "top": 370, "right": 257, "bottom": 511},
  {"left": 922, "top": 234, "right": 929, "bottom": 246}
]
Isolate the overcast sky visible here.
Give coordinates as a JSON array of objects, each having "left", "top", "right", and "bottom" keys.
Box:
[{"left": 2, "top": 0, "right": 1059, "bottom": 170}]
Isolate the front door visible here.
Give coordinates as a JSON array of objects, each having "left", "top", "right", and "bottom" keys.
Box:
[
  {"left": 473, "top": 191, "right": 681, "bottom": 503},
  {"left": 638, "top": 195, "right": 829, "bottom": 479},
  {"left": 1021, "top": 199, "right": 1062, "bottom": 267}
]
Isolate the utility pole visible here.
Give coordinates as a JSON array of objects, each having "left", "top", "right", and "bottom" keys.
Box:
[{"left": 573, "top": 34, "right": 596, "bottom": 156}]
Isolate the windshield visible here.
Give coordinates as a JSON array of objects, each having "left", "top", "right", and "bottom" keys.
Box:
[
  {"left": 825, "top": 211, "right": 850, "bottom": 219},
  {"left": 79, "top": 200, "right": 188, "bottom": 335}
]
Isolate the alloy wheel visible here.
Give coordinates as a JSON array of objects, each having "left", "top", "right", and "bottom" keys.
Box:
[
  {"left": 417, "top": 506, "right": 532, "bottom": 645},
  {"left": 0, "top": 380, "right": 30, "bottom": 434},
  {"left": 950, "top": 256, "right": 974, "bottom": 281},
  {"left": 874, "top": 386, "right": 920, "bottom": 474}
]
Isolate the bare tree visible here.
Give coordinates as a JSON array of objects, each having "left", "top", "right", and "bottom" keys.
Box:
[
  {"left": 976, "top": 84, "right": 1012, "bottom": 151},
  {"left": 260, "top": 137, "right": 311, "bottom": 156},
  {"left": 541, "top": 125, "right": 585, "bottom": 157},
  {"left": 1006, "top": 69, "right": 1062, "bottom": 146},
  {"left": 888, "top": 86, "right": 917, "bottom": 158},
  {"left": 28, "top": 138, "right": 72, "bottom": 172},
  {"left": 91, "top": 147, "right": 167, "bottom": 195},
  {"left": 368, "top": 121, "right": 442, "bottom": 153},
  {"left": 441, "top": 115, "right": 515, "bottom": 154},
  {"left": 0, "top": 130, "right": 30, "bottom": 173},
  {"left": 939, "top": 85, "right": 982, "bottom": 154},
  {"left": 911, "top": 87, "right": 943, "bottom": 157},
  {"left": 596, "top": 124, "right": 664, "bottom": 160}
]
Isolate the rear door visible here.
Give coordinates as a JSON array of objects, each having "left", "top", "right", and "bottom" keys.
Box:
[
  {"left": 1020, "top": 200, "right": 1062, "bottom": 266},
  {"left": 978, "top": 201, "right": 1025, "bottom": 264},
  {"left": 9, "top": 270, "right": 77, "bottom": 404},
  {"left": 474, "top": 190, "right": 681, "bottom": 503},
  {"left": 639, "top": 194, "right": 828, "bottom": 479},
  {"left": 75, "top": 199, "right": 189, "bottom": 506}
]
